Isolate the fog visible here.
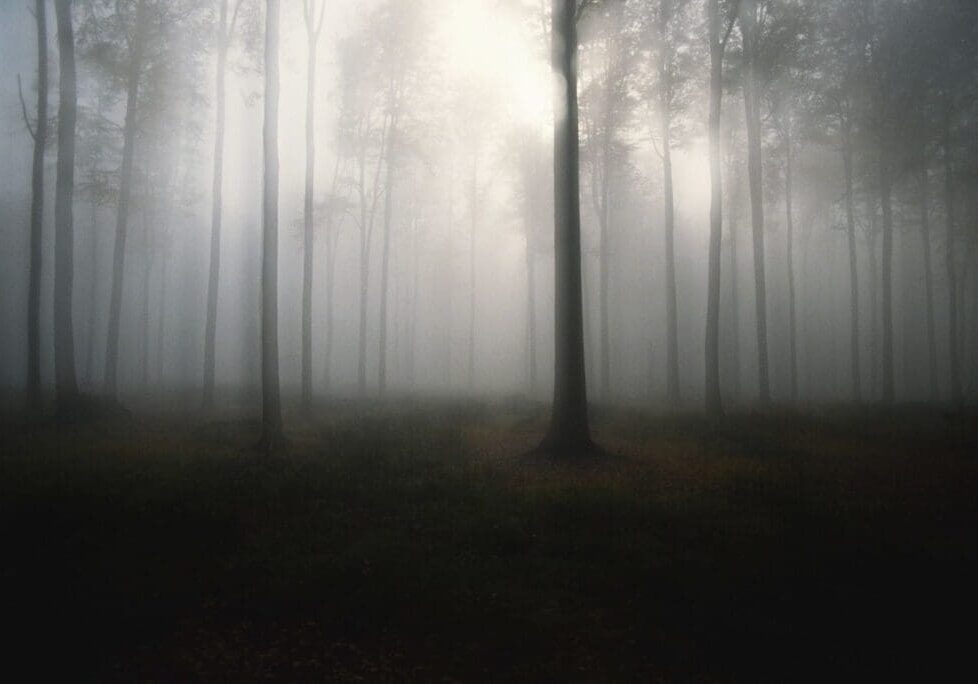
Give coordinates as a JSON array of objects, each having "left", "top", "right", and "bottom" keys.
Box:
[{"left": 2, "top": 0, "right": 977, "bottom": 417}]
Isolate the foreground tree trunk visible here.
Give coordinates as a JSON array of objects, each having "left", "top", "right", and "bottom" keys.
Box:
[
  {"left": 740, "top": 1, "right": 770, "bottom": 405},
  {"left": 260, "top": 0, "right": 284, "bottom": 450},
  {"left": 540, "top": 0, "right": 592, "bottom": 454},
  {"left": 25, "top": 0, "right": 48, "bottom": 410},
  {"left": 53, "top": 0, "right": 78, "bottom": 409},
  {"left": 104, "top": 0, "right": 147, "bottom": 400}
]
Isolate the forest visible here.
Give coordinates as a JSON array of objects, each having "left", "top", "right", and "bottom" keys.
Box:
[{"left": 1, "top": 0, "right": 977, "bottom": 680}]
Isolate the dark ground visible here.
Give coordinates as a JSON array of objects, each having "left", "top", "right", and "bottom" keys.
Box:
[{"left": 2, "top": 400, "right": 976, "bottom": 682}]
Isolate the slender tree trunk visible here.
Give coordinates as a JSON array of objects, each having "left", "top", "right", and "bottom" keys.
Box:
[
  {"left": 104, "top": 0, "right": 146, "bottom": 400},
  {"left": 741, "top": 3, "right": 770, "bottom": 405},
  {"left": 919, "top": 163, "right": 938, "bottom": 401},
  {"left": 659, "top": 68, "right": 679, "bottom": 406},
  {"left": 156, "top": 246, "right": 167, "bottom": 386},
  {"left": 203, "top": 15, "right": 229, "bottom": 410},
  {"left": 842, "top": 119, "right": 862, "bottom": 401},
  {"left": 879, "top": 144, "right": 895, "bottom": 404},
  {"left": 260, "top": 0, "right": 283, "bottom": 450},
  {"left": 53, "top": 0, "right": 78, "bottom": 408},
  {"left": 322, "top": 215, "right": 337, "bottom": 391},
  {"left": 526, "top": 233, "right": 538, "bottom": 394},
  {"left": 704, "top": 0, "right": 725, "bottom": 416},
  {"left": 867, "top": 219, "right": 880, "bottom": 400},
  {"left": 729, "top": 209, "right": 741, "bottom": 403},
  {"left": 542, "top": 0, "right": 591, "bottom": 453},
  {"left": 378, "top": 123, "right": 397, "bottom": 396},
  {"left": 784, "top": 125, "right": 798, "bottom": 403},
  {"left": 358, "top": 226, "right": 369, "bottom": 396},
  {"left": 301, "top": 12, "right": 321, "bottom": 408},
  {"left": 598, "top": 159, "right": 611, "bottom": 402},
  {"left": 469, "top": 152, "right": 478, "bottom": 391},
  {"left": 943, "top": 97, "right": 962, "bottom": 406},
  {"left": 86, "top": 199, "right": 98, "bottom": 387},
  {"left": 26, "top": 0, "right": 48, "bottom": 410}
]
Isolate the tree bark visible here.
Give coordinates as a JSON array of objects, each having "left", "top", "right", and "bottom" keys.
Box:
[
  {"left": 104, "top": 0, "right": 147, "bottom": 400},
  {"left": 658, "top": 18, "right": 680, "bottom": 405},
  {"left": 841, "top": 115, "right": 861, "bottom": 402},
  {"left": 541, "top": 0, "right": 591, "bottom": 453},
  {"left": 53, "top": 0, "right": 78, "bottom": 408},
  {"left": 943, "top": 97, "right": 963, "bottom": 406},
  {"left": 704, "top": 0, "right": 725, "bottom": 416},
  {"left": 879, "top": 144, "right": 895, "bottom": 404},
  {"left": 741, "top": 1, "right": 770, "bottom": 405},
  {"left": 301, "top": 2, "right": 323, "bottom": 408},
  {"left": 260, "top": 0, "right": 284, "bottom": 450},
  {"left": 26, "top": 0, "right": 48, "bottom": 411},
  {"left": 919, "top": 160, "right": 938, "bottom": 401},
  {"left": 783, "top": 123, "right": 798, "bottom": 403},
  {"left": 203, "top": 2, "right": 230, "bottom": 411}
]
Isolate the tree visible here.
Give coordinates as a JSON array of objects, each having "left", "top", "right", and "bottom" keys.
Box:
[
  {"left": 203, "top": 0, "right": 248, "bottom": 411},
  {"left": 705, "top": 0, "right": 739, "bottom": 416},
  {"left": 539, "top": 0, "right": 595, "bottom": 455},
  {"left": 300, "top": 0, "right": 326, "bottom": 408},
  {"left": 20, "top": 0, "right": 48, "bottom": 411},
  {"left": 54, "top": 0, "right": 80, "bottom": 411},
  {"left": 259, "top": 0, "right": 284, "bottom": 451}
]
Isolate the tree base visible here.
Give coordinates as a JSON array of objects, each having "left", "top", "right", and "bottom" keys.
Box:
[
  {"left": 53, "top": 394, "right": 131, "bottom": 424},
  {"left": 521, "top": 433, "right": 614, "bottom": 467}
]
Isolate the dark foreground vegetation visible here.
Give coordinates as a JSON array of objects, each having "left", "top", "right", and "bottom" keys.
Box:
[{"left": 2, "top": 403, "right": 977, "bottom": 681}]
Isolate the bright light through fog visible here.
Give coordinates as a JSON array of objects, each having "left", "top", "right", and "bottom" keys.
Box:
[{"left": 438, "top": 0, "right": 552, "bottom": 128}]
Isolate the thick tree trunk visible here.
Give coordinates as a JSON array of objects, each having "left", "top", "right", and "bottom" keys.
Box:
[
  {"left": 301, "top": 20, "right": 319, "bottom": 408},
  {"left": 741, "top": 4, "right": 770, "bottom": 405},
  {"left": 842, "top": 120, "right": 862, "bottom": 401},
  {"left": 260, "top": 0, "right": 283, "bottom": 450},
  {"left": 53, "top": 0, "right": 78, "bottom": 408},
  {"left": 541, "top": 0, "right": 591, "bottom": 453},
  {"left": 104, "top": 0, "right": 146, "bottom": 400},
  {"left": 26, "top": 0, "right": 47, "bottom": 410},
  {"left": 784, "top": 125, "right": 798, "bottom": 403},
  {"left": 203, "top": 25, "right": 229, "bottom": 410},
  {"left": 704, "top": 0, "right": 724, "bottom": 416},
  {"left": 943, "top": 99, "right": 963, "bottom": 406}
]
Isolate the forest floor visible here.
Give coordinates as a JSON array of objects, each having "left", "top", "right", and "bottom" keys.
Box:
[{"left": 2, "top": 400, "right": 977, "bottom": 682}]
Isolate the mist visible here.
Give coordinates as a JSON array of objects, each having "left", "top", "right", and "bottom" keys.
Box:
[{"left": 2, "top": 0, "right": 977, "bottom": 680}]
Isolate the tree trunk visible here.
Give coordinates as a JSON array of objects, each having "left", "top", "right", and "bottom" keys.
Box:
[
  {"left": 842, "top": 117, "right": 861, "bottom": 401},
  {"left": 541, "top": 0, "right": 591, "bottom": 453},
  {"left": 301, "top": 16, "right": 320, "bottom": 408},
  {"left": 26, "top": 0, "right": 47, "bottom": 410},
  {"left": 598, "top": 160, "right": 611, "bottom": 403},
  {"left": 526, "top": 232, "right": 538, "bottom": 394},
  {"left": 53, "top": 0, "right": 78, "bottom": 408},
  {"left": 704, "top": 0, "right": 725, "bottom": 416},
  {"left": 657, "top": 3, "right": 680, "bottom": 406},
  {"left": 784, "top": 124, "right": 798, "bottom": 403},
  {"left": 203, "top": 6, "right": 229, "bottom": 411},
  {"left": 919, "top": 162, "right": 938, "bottom": 401},
  {"left": 104, "top": 0, "right": 147, "bottom": 400},
  {"left": 867, "top": 213, "right": 880, "bottom": 400},
  {"left": 86, "top": 198, "right": 98, "bottom": 387},
  {"left": 943, "top": 97, "right": 962, "bottom": 406},
  {"left": 741, "top": 2, "right": 770, "bottom": 405},
  {"left": 378, "top": 123, "right": 397, "bottom": 396},
  {"left": 468, "top": 152, "right": 478, "bottom": 392},
  {"left": 879, "top": 144, "right": 895, "bottom": 404},
  {"left": 260, "top": 0, "right": 283, "bottom": 450}
]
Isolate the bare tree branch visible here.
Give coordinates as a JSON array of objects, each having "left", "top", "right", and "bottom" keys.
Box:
[{"left": 17, "top": 74, "right": 38, "bottom": 143}]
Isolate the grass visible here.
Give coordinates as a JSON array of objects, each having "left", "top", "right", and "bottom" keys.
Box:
[{"left": 2, "top": 401, "right": 976, "bottom": 681}]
